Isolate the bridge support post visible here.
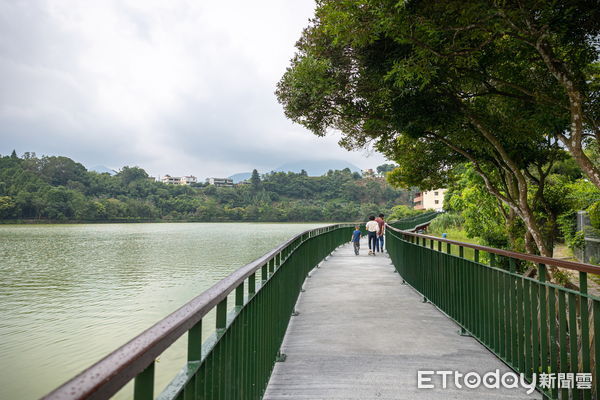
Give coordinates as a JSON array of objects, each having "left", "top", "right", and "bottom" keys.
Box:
[
  {"left": 459, "top": 327, "right": 471, "bottom": 337},
  {"left": 276, "top": 351, "right": 287, "bottom": 362}
]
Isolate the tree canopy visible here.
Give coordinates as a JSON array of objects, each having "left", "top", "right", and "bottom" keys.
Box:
[
  {"left": 0, "top": 152, "right": 414, "bottom": 223},
  {"left": 276, "top": 0, "right": 600, "bottom": 257}
]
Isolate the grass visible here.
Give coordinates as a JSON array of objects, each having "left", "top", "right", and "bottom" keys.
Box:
[{"left": 425, "top": 227, "right": 485, "bottom": 263}]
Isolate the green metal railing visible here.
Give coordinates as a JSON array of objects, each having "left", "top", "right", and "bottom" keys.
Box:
[
  {"left": 388, "top": 211, "right": 438, "bottom": 231},
  {"left": 43, "top": 224, "right": 353, "bottom": 400},
  {"left": 386, "top": 225, "right": 600, "bottom": 400}
]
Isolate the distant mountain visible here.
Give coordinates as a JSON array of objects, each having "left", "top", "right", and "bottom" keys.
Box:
[
  {"left": 274, "top": 160, "right": 361, "bottom": 176},
  {"left": 90, "top": 165, "right": 117, "bottom": 175},
  {"left": 229, "top": 172, "right": 252, "bottom": 183}
]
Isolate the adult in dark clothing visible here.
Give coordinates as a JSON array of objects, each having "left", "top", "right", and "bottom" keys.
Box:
[
  {"left": 375, "top": 214, "right": 385, "bottom": 252},
  {"left": 365, "top": 215, "right": 380, "bottom": 256}
]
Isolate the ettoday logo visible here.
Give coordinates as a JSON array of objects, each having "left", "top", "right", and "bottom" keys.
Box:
[{"left": 418, "top": 370, "right": 592, "bottom": 393}]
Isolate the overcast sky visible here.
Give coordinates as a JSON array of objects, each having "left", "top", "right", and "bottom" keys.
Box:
[{"left": 0, "top": 0, "right": 387, "bottom": 178}]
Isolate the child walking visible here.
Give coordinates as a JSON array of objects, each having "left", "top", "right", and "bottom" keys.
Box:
[{"left": 351, "top": 225, "right": 362, "bottom": 255}]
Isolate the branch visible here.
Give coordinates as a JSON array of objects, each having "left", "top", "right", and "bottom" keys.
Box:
[
  {"left": 484, "top": 76, "right": 569, "bottom": 111},
  {"left": 408, "top": 35, "right": 496, "bottom": 58},
  {"left": 425, "top": 131, "right": 515, "bottom": 207},
  {"left": 489, "top": 157, "right": 514, "bottom": 201}
]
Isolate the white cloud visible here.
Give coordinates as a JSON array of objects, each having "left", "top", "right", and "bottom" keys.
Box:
[{"left": 0, "top": 0, "right": 387, "bottom": 178}]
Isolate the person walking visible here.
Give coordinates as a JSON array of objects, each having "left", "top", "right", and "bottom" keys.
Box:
[
  {"left": 375, "top": 213, "right": 385, "bottom": 253},
  {"left": 350, "top": 225, "right": 362, "bottom": 255},
  {"left": 365, "top": 215, "right": 380, "bottom": 256}
]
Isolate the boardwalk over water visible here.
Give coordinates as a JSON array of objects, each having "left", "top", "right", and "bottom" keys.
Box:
[{"left": 264, "top": 238, "right": 541, "bottom": 399}]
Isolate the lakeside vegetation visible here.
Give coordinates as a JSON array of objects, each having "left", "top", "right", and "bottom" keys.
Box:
[
  {"left": 424, "top": 162, "right": 600, "bottom": 260},
  {"left": 0, "top": 152, "right": 415, "bottom": 223}
]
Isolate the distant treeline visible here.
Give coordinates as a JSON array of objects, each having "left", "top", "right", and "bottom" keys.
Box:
[{"left": 0, "top": 152, "right": 415, "bottom": 222}]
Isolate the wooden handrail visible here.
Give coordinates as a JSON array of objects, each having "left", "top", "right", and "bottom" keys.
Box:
[
  {"left": 387, "top": 224, "right": 600, "bottom": 275},
  {"left": 42, "top": 223, "right": 351, "bottom": 400}
]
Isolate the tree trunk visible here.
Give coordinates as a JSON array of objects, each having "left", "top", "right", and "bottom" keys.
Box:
[
  {"left": 524, "top": 230, "right": 536, "bottom": 254},
  {"left": 533, "top": 37, "right": 600, "bottom": 189},
  {"left": 559, "top": 136, "right": 600, "bottom": 189},
  {"left": 521, "top": 209, "right": 552, "bottom": 257}
]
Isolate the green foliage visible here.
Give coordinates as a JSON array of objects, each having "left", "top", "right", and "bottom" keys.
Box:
[
  {"left": 572, "top": 231, "right": 586, "bottom": 250},
  {"left": 388, "top": 205, "right": 421, "bottom": 220},
  {"left": 557, "top": 211, "right": 585, "bottom": 251},
  {"left": 250, "top": 169, "right": 261, "bottom": 191},
  {"left": 0, "top": 196, "right": 16, "bottom": 218},
  {"left": 552, "top": 269, "right": 573, "bottom": 287},
  {"left": 117, "top": 166, "right": 149, "bottom": 186},
  {"left": 567, "top": 180, "right": 600, "bottom": 210},
  {"left": 376, "top": 163, "right": 396, "bottom": 175},
  {"left": 588, "top": 201, "right": 600, "bottom": 229},
  {"left": 446, "top": 165, "right": 510, "bottom": 248},
  {"left": 428, "top": 213, "right": 464, "bottom": 233},
  {"left": 0, "top": 153, "right": 413, "bottom": 222},
  {"left": 276, "top": 0, "right": 600, "bottom": 257}
]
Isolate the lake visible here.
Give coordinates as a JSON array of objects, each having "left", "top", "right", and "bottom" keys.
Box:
[{"left": 0, "top": 222, "right": 327, "bottom": 399}]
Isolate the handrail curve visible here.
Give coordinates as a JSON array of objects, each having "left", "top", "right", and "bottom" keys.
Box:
[{"left": 43, "top": 223, "right": 351, "bottom": 400}]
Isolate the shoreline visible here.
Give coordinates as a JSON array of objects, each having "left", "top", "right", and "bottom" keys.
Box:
[{"left": 0, "top": 219, "right": 342, "bottom": 225}]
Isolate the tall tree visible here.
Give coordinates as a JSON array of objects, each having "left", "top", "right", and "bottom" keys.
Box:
[
  {"left": 275, "top": 0, "right": 597, "bottom": 257},
  {"left": 250, "top": 169, "right": 261, "bottom": 191},
  {"left": 287, "top": 0, "right": 600, "bottom": 186},
  {"left": 376, "top": 163, "right": 396, "bottom": 176},
  {"left": 118, "top": 166, "right": 149, "bottom": 186}
]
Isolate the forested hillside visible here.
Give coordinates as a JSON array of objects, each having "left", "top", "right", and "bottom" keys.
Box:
[{"left": 0, "top": 152, "right": 413, "bottom": 222}]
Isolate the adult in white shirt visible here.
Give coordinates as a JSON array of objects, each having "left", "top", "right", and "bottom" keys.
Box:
[{"left": 365, "top": 215, "right": 380, "bottom": 256}]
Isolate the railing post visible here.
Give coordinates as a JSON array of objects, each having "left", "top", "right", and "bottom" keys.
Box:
[
  {"left": 249, "top": 272, "right": 256, "bottom": 296},
  {"left": 262, "top": 264, "right": 268, "bottom": 283},
  {"left": 236, "top": 282, "right": 244, "bottom": 307},
  {"left": 216, "top": 297, "right": 227, "bottom": 331},
  {"left": 579, "top": 271, "right": 588, "bottom": 294},
  {"left": 537, "top": 263, "right": 548, "bottom": 384},
  {"left": 579, "top": 270, "right": 591, "bottom": 400},
  {"left": 133, "top": 361, "right": 155, "bottom": 400},
  {"left": 269, "top": 258, "right": 275, "bottom": 275},
  {"left": 538, "top": 263, "right": 547, "bottom": 282},
  {"left": 187, "top": 320, "right": 202, "bottom": 362}
]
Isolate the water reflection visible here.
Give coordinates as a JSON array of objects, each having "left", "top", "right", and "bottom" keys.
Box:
[{"left": 0, "top": 222, "right": 325, "bottom": 399}]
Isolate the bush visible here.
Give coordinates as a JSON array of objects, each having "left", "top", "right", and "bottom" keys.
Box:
[
  {"left": 388, "top": 205, "right": 423, "bottom": 220},
  {"left": 428, "top": 212, "right": 464, "bottom": 232},
  {"left": 557, "top": 211, "right": 585, "bottom": 250},
  {"left": 588, "top": 201, "right": 600, "bottom": 229}
]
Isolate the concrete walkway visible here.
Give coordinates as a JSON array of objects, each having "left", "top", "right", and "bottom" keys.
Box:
[{"left": 263, "top": 239, "right": 541, "bottom": 399}]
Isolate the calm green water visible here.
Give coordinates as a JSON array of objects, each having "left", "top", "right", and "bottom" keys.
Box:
[{"left": 0, "top": 223, "right": 326, "bottom": 399}]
